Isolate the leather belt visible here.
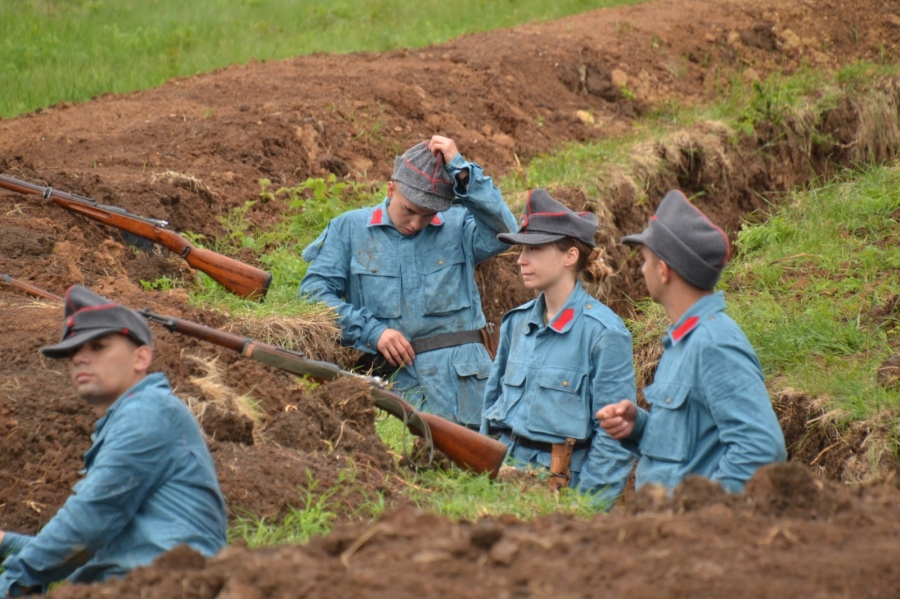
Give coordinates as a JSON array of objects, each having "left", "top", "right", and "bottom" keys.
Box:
[{"left": 410, "top": 329, "right": 484, "bottom": 354}]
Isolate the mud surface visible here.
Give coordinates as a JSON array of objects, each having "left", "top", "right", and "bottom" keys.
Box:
[{"left": 0, "top": 0, "right": 899, "bottom": 597}]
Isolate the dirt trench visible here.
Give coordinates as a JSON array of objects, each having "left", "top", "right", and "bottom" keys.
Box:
[{"left": 1, "top": 0, "right": 900, "bottom": 597}]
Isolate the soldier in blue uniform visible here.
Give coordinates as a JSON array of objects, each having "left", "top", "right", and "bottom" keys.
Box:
[
  {"left": 0, "top": 285, "right": 226, "bottom": 597},
  {"left": 481, "top": 189, "right": 636, "bottom": 509},
  {"left": 597, "top": 190, "right": 786, "bottom": 493},
  {"left": 300, "top": 136, "right": 517, "bottom": 427}
]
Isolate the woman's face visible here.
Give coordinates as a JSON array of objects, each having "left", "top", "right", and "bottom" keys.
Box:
[{"left": 516, "top": 243, "right": 571, "bottom": 291}]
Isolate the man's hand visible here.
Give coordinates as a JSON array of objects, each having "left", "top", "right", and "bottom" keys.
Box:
[
  {"left": 427, "top": 135, "right": 459, "bottom": 164},
  {"left": 376, "top": 328, "right": 415, "bottom": 367},
  {"left": 596, "top": 400, "right": 638, "bottom": 440}
]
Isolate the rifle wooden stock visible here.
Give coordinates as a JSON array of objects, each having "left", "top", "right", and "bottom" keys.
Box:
[
  {"left": 1, "top": 274, "right": 65, "bottom": 302},
  {"left": 0, "top": 174, "right": 272, "bottom": 300},
  {"left": 139, "top": 309, "right": 507, "bottom": 478}
]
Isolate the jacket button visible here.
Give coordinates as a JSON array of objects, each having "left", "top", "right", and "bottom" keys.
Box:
[
  {"left": 438, "top": 259, "right": 444, "bottom": 265},
  {"left": 562, "top": 381, "right": 568, "bottom": 387},
  {"left": 586, "top": 304, "right": 592, "bottom": 309},
  {"left": 665, "top": 397, "right": 671, "bottom": 404},
  {"left": 371, "top": 268, "right": 377, "bottom": 273}
]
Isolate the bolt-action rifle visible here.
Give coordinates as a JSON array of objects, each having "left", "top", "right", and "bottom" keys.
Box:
[
  {"left": 0, "top": 174, "right": 272, "bottom": 300},
  {"left": 0, "top": 275, "right": 507, "bottom": 478},
  {"left": 139, "top": 309, "right": 508, "bottom": 477}
]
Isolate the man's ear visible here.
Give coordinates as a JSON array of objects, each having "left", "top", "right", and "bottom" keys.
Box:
[
  {"left": 133, "top": 345, "right": 153, "bottom": 373},
  {"left": 387, "top": 180, "right": 396, "bottom": 198},
  {"left": 658, "top": 259, "right": 671, "bottom": 284}
]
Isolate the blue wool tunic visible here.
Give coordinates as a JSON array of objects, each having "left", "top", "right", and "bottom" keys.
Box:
[
  {"left": 299, "top": 154, "right": 517, "bottom": 426},
  {"left": 627, "top": 292, "right": 787, "bottom": 492},
  {"left": 0, "top": 373, "right": 226, "bottom": 595},
  {"left": 482, "top": 281, "right": 637, "bottom": 508}
]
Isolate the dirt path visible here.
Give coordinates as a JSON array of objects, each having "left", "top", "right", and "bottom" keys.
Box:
[{"left": 0, "top": 0, "right": 898, "bottom": 596}]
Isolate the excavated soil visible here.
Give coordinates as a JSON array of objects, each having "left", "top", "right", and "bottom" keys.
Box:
[{"left": 0, "top": 0, "right": 899, "bottom": 596}]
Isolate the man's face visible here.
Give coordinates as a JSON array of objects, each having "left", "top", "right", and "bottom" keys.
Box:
[
  {"left": 386, "top": 181, "right": 437, "bottom": 236},
  {"left": 67, "top": 333, "right": 150, "bottom": 413}
]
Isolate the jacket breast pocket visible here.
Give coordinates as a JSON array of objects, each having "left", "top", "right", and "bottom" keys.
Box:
[
  {"left": 525, "top": 367, "right": 590, "bottom": 440},
  {"left": 419, "top": 245, "right": 471, "bottom": 315},
  {"left": 484, "top": 362, "right": 527, "bottom": 422},
  {"left": 640, "top": 383, "right": 693, "bottom": 462},
  {"left": 351, "top": 255, "right": 402, "bottom": 319}
]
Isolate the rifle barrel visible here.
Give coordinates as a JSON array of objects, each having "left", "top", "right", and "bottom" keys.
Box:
[{"left": 1, "top": 274, "right": 65, "bottom": 302}]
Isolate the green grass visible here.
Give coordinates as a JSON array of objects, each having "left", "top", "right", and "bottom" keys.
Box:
[
  {"left": 514, "top": 62, "right": 900, "bottom": 197},
  {"left": 1, "top": 0, "right": 644, "bottom": 118},
  {"left": 183, "top": 174, "right": 381, "bottom": 320},
  {"left": 229, "top": 465, "right": 386, "bottom": 548},
  {"left": 724, "top": 166, "right": 900, "bottom": 424}
]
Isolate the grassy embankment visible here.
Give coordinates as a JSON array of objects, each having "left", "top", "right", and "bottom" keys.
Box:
[
  {"left": 219, "top": 64, "right": 900, "bottom": 545},
  {"left": 3, "top": 2, "right": 897, "bottom": 545},
  {"left": 0, "top": 0, "right": 642, "bottom": 118}
]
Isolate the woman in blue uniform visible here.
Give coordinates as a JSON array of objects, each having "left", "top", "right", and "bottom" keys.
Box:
[{"left": 481, "top": 189, "right": 636, "bottom": 509}]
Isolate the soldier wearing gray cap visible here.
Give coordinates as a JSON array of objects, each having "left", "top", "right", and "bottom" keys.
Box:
[
  {"left": 0, "top": 285, "right": 227, "bottom": 596},
  {"left": 597, "top": 190, "right": 786, "bottom": 494},
  {"left": 482, "top": 189, "right": 636, "bottom": 509},
  {"left": 300, "top": 135, "right": 517, "bottom": 428}
]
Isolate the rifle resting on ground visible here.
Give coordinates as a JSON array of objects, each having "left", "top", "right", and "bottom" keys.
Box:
[
  {"left": 0, "top": 275, "right": 506, "bottom": 478},
  {"left": 0, "top": 174, "right": 272, "bottom": 300},
  {"left": 139, "top": 309, "right": 508, "bottom": 478}
]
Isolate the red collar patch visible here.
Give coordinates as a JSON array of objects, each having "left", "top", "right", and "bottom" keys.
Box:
[
  {"left": 550, "top": 308, "right": 575, "bottom": 332},
  {"left": 369, "top": 208, "right": 383, "bottom": 225},
  {"left": 671, "top": 315, "right": 700, "bottom": 343},
  {"left": 431, "top": 214, "right": 442, "bottom": 226}
]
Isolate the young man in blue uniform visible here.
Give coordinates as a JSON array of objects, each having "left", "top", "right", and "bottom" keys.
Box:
[
  {"left": 481, "top": 189, "right": 636, "bottom": 509},
  {"left": 597, "top": 190, "right": 787, "bottom": 493},
  {"left": 300, "top": 135, "right": 517, "bottom": 427},
  {"left": 0, "top": 285, "right": 227, "bottom": 596}
]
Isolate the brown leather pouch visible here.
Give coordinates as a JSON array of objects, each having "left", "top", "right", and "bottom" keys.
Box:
[{"left": 547, "top": 437, "right": 577, "bottom": 492}]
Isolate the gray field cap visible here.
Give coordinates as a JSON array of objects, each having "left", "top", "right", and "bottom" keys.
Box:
[
  {"left": 40, "top": 285, "right": 152, "bottom": 359},
  {"left": 498, "top": 188, "right": 598, "bottom": 247},
  {"left": 392, "top": 141, "right": 455, "bottom": 212},
  {"left": 621, "top": 189, "right": 730, "bottom": 290}
]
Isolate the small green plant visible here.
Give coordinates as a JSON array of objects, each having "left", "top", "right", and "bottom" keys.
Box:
[
  {"left": 139, "top": 275, "right": 180, "bottom": 292},
  {"left": 229, "top": 466, "right": 385, "bottom": 548}
]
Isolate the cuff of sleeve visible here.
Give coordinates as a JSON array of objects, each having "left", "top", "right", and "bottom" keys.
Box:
[
  {"left": 359, "top": 323, "right": 389, "bottom": 354},
  {"left": 631, "top": 407, "right": 649, "bottom": 441},
  {"left": 446, "top": 154, "right": 474, "bottom": 197},
  {"left": 0, "top": 533, "right": 29, "bottom": 558}
]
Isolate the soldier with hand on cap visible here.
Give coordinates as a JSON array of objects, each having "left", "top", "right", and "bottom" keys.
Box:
[
  {"left": 596, "top": 190, "right": 786, "bottom": 494},
  {"left": 0, "top": 285, "right": 227, "bottom": 597},
  {"left": 481, "top": 189, "right": 636, "bottom": 509},
  {"left": 300, "top": 135, "right": 517, "bottom": 428}
]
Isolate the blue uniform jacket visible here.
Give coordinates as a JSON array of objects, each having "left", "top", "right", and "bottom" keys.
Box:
[
  {"left": 0, "top": 373, "right": 227, "bottom": 596},
  {"left": 299, "top": 153, "right": 517, "bottom": 426},
  {"left": 627, "top": 292, "right": 787, "bottom": 493},
  {"left": 481, "top": 281, "right": 637, "bottom": 507}
]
